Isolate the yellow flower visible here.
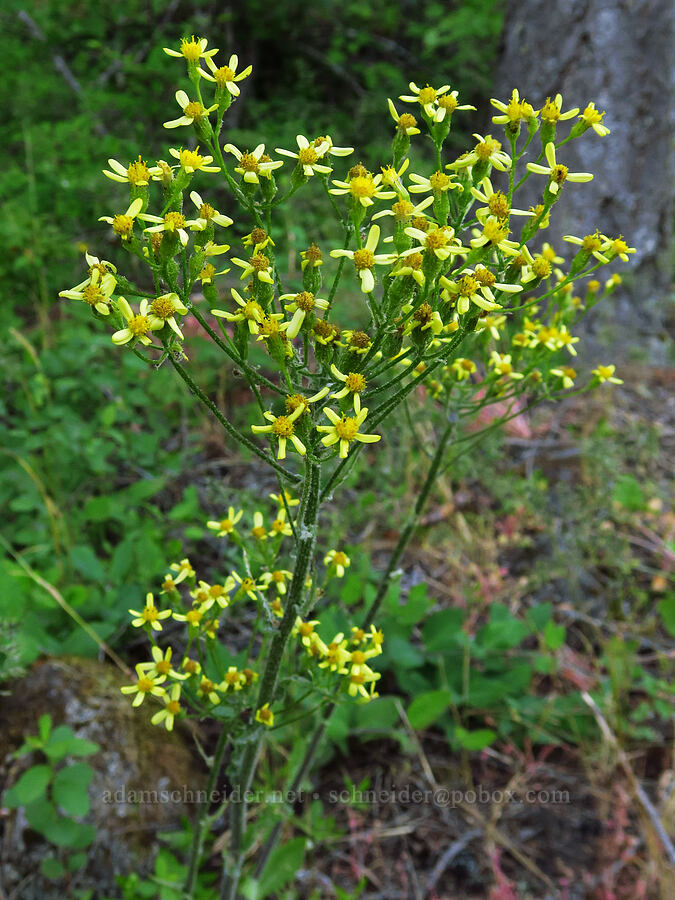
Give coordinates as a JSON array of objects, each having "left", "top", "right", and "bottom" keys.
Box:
[
  {"left": 578, "top": 102, "right": 610, "bottom": 136},
  {"left": 230, "top": 571, "right": 264, "bottom": 601},
  {"left": 329, "top": 224, "right": 395, "bottom": 293},
  {"left": 59, "top": 265, "right": 117, "bottom": 316},
  {"left": 449, "top": 134, "right": 512, "bottom": 172},
  {"left": 601, "top": 235, "right": 636, "bottom": 262},
  {"left": 387, "top": 99, "right": 420, "bottom": 135},
  {"left": 269, "top": 490, "right": 300, "bottom": 508},
  {"left": 121, "top": 664, "right": 167, "bottom": 708},
  {"left": 300, "top": 244, "right": 323, "bottom": 270},
  {"left": 230, "top": 253, "right": 275, "bottom": 284},
  {"left": 489, "top": 352, "right": 524, "bottom": 381},
  {"left": 540, "top": 94, "right": 579, "bottom": 123},
  {"left": 147, "top": 292, "right": 189, "bottom": 338},
  {"left": 251, "top": 404, "right": 306, "bottom": 459},
  {"left": 280, "top": 291, "right": 330, "bottom": 339},
  {"left": 551, "top": 366, "right": 577, "bottom": 389},
  {"left": 260, "top": 569, "right": 293, "bottom": 595},
  {"left": 168, "top": 146, "right": 220, "bottom": 174},
  {"left": 222, "top": 143, "right": 282, "bottom": 183},
  {"left": 329, "top": 365, "right": 366, "bottom": 414},
  {"left": 470, "top": 176, "right": 532, "bottom": 218},
  {"left": 592, "top": 364, "right": 623, "bottom": 385},
  {"left": 207, "top": 507, "right": 243, "bottom": 537},
  {"left": 468, "top": 217, "right": 519, "bottom": 255},
  {"left": 220, "top": 666, "right": 246, "bottom": 693},
  {"left": 103, "top": 156, "right": 161, "bottom": 185},
  {"left": 268, "top": 508, "right": 293, "bottom": 538},
  {"left": 324, "top": 549, "right": 351, "bottom": 578},
  {"left": 347, "top": 667, "right": 381, "bottom": 700},
  {"left": 433, "top": 90, "right": 476, "bottom": 122},
  {"left": 476, "top": 313, "right": 507, "bottom": 341},
  {"left": 318, "top": 633, "right": 351, "bottom": 673},
  {"left": 160, "top": 568, "right": 188, "bottom": 594},
  {"left": 99, "top": 197, "right": 144, "bottom": 241},
  {"left": 404, "top": 224, "right": 464, "bottom": 262},
  {"left": 189, "top": 191, "right": 234, "bottom": 230},
  {"left": 563, "top": 232, "right": 611, "bottom": 263},
  {"left": 111, "top": 297, "right": 163, "bottom": 347},
  {"left": 138, "top": 646, "right": 188, "bottom": 681},
  {"left": 212, "top": 289, "right": 265, "bottom": 333},
  {"left": 490, "top": 88, "right": 538, "bottom": 125},
  {"left": 311, "top": 134, "right": 354, "bottom": 158},
  {"left": 139, "top": 210, "right": 198, "bottom": 247},
  {"left": 293, "top": 617, "right": 321, "bottom": 646},
  {"left": 151, "top": 684, "right": 183, "bottom": 731},
  {"left": 399, "top": 81, "right": 452, "bottom": 117},
  {"left": 199, "top": 53, "right": 252, "bottom": 96},
  {"left": 451, "top": 358, "right": 477, "bottom": 381},
  {"left": 317, "top": 407, "right": 381, "bottom": 458},
  {"left": 181, "top": 656, "right": 202, "bottom": 677},
  {"left": 170, "top": 558, "right": 195, "bottom": 579},
  {"left": 197, "top": 676, "right": 222, "bottom": 705},
  {"left": 250, "top": 512, "right": 268, "bottom": 542},
  {"left": 329, "top": 169, "right": 396, "bottom": 209},
  {"left": 526, "top": 142, "right": 593, "bottom": 195},
  {"left": 163, "top": 90, "right": 218, "bottom": 129},
  {"left": 163, "top": 36, "right": 218, "bottom": 63},
  {"left": 255, "top": 703, "right": 274, "bottom": 727},
  {"left": 408, "top": 170, "right": 462, "bottom": 196},
  {"left": 128, "top": 593, "right": 172, "bottom": 631},
  {"left": 440, "top": 269, "right": 518, "bottom": 314},
  {"left": 276, "top": 134, "right": 333, "bottom": 177}
]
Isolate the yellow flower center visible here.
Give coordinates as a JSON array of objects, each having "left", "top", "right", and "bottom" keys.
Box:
[
  {"left": 348, "top": 331, "right": 370, "bottom": 349},
  {"left": 249, "top": 227, "right": 268, "bottom": 246},
  {"left": 488, "top": 192, "right": 510, "bottom": 218},
  {"left": 200, "top": 678, "right": 214, "bottom": 693},
  {"left": 532, "top": 257, "right": 552, "bottom": 278},
  {"left": 392, "top": 199, "right": 414, "bottom": 219},
  {"left": 345, "top": 373, "right": 366, "bottom": 393},
  {"left": 405, "top": 252, "right": 424, "bottom": 271},
  {"left": 164, "top": 212, "right": 186, "bottom": 231},
  {"left": 474, "top": 266, "right": 495, "bottom": 287},
  {"left": 352, "top": 628, "right": 365, "bottom": 643},
  {"left": 240, "top": 152, "right": 260, "bottom": 172},
  {"left": 210, "top": 584, "right": 225, "bottom": 598},
  {"left": 425, "top": 229, "right": 448, "bottom": 250},
  {"left": 483, "top": 219, "right": 509, "bottom": 244},
  {"left": 612, "top": 238, "right": 628, "bottom": 254},
  {"left": 418, "top": 86, "right": 437, "bottom": 105},
  {"left": 252, "top": 526, "right": 267, "bottom": 539},
  {"left": 351, "top": 650, "right": 366, "bottom": 665},
  {"left": 299, "top": 623, "right": 315, "bottom": 637},
  {"left": 127, "top": 157, "right": 150, "bottom": 184},
  {"left": 129, "top": 314, "right": 151, "bottom": 336},
  {"left": 285, "top": 394, "right": 307, "bottom": 414},
  {"left": 562, "top": 367, "right": 577, "bottom": 379},
  {"left": 219, "top": 518, "right": 233, "bottom": 532},
  {"left": 250, "top": 253, "right": 269, "bottom": 271},
  {"left": 411, "top": 216, "right": 430, "bottom": 232},
  {"left": 551, "top": 164, "right": 568, "bottom": 185},
  {"left": 243, "top": 299, "right": 263, "bottom": 320},
  {"left": 226, "top": 670, "right": 240, "bottom": 685},
  {"left": 438, "top": 94, "right": 458, "bottom": 112},
  {"left": 304, "top": 244, "right": 323, "bottom": 264},
  {"left": 179, "top": 148, "right": 206, "bottom": 169},
  {"left": 429, "top": 171, "right": 452, "bottom": 191},
  {"left": 350, "top": 672, "right": 365, "bottom": 686},
  {"left": 457, "top": 275, "right": 479, "bottom": 297},
  {"left": 397, "top": 112, "right": 417, "bottom": 132},
  {"left": 156, "top": 659, "right": 171, "bottom": 675},
  {"left": 184, "top": 101, "right": 205, "bottom": 119},
  {"left": 83, "top": 284, "right": 105, "bottom": 307},
  {"left": 541, "top": 97, "right": 560, "bottom": 122},
  {"left": 215, "top": 66, "right": 235, "bottom": 86},
  {"left": 272, "top": 570, "right": 286, "bottom": 582},
  {"left": 199, "top": 203, "right": 216, "bottom": 220},
  {"left": 186, "top": 609, "right": 203, "bottom": 625},
  {"left": 582, "top": 234, "right": 602, "bottom": 252},
  {"left": 167, "top": 700, "right": 181, "bottom": 715},
  {"left": 298, "top": 146, "right": 318, "bottom": 165},
  {"left": 582, "top": 104, "right": 604, "bottom": 125},
  {"left": 180, "top": 37, "right": 203, "bottom": 62},
  {"left": 183, "top": 659, "right": 199, "bottom": 674},
  {"left": 112, "top": 214, "right": 134, "bottom": 237},
  {"left": 335, "top": 416, "right": 359, "bottom": 441},
  {"left": 414, "top": 302, "right": 433, "bottom": 324},
  {"left": 314, "top": 320, "right": 338, "bottom": 341},
  {"left": 200, "top": 263, "right": 216, "bottom": 282},
  {"left": 353, "top": 248, "right": 375, "bottom": 271},
  {"left": 258, "top": 707, "right": 273, "bottom": 724},
  {"left": 475, "top": 137, "right": 501, "bottom": 160},
  {"left": 295, "top": 291, "right": 315, "bottom": 312},
  {"left": 137, "top": 676, "right": 154, "bottom": 693},
  {"left": 349, "top": 175, "right": 376, "bottom": 199},
  {"left": 272, "top": 416, "right": 294, "bottom": 437},
  {"left": 460, "top": 358, "right": 475, "bottom": 371},
  {"left": 151, "top": 296, "right": 176, "bottom": 318}
]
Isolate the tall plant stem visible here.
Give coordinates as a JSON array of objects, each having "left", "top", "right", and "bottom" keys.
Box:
[
  {"left": 253, "top": 416, "right": 455, "bottom": 875},
  {"left": 219, "top": 459, "right": 321, "bottom": 900}
]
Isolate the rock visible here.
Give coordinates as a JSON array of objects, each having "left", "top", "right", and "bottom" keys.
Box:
[
  {"left": 0, "top": 657, "right": 205, "bottom": 898},
  {"left": 493, "top": 0, "right": 674, "bottom": 360}
]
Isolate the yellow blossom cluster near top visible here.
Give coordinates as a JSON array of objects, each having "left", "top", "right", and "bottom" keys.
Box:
[{"left": 61, "top": 34, "right": 632, "bottom": 742}]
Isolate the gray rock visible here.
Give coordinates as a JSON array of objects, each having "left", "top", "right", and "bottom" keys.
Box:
[{"left": 493, "top": 0, "right": 674, "bottom": 360}]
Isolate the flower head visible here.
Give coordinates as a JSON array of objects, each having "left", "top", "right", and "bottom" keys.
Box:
[
  {"left": 251, "top": 405, "right": 306, "bottom": 459},
  {"left": 112, "top": 298, "right": 164, "bottom": 346},
  {"left": 128, "top": 593, "right": 172, "bottom": 631},
  {"left": 329, "top": 224, "right": 394, "bottom": 293},
  {"left": 317, "top": 407, "right": 381, "bottom": 458},
  {"left": 526, "top": 143, "right": 593, "bottom": 195},
  {"left": 199, "top": 53, "right": 252, "bottom": 96},
  {"left": 121, "top": 664, "right": 167, "bottom": 708}
]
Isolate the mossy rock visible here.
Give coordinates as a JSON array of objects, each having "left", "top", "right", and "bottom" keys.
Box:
[{"left": 0, "top": 656, "right": 206, "bottom": 897}]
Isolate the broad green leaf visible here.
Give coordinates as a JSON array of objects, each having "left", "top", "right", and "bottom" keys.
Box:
[
  {"left": 454, "top": 726, "right": 496, "bottom": 750},
  {"left": 407, "top": 689, "right": 452, "bottom": 729},
  {"left": 422, "top": 608, "right": 464, "bottom": 652},
  {"left": 257, "top": 836, "right": 305, "bottom": 898},
  {"left": 658, "top": 594, "right": 675, "bottom": 637},
  {"left": 544, "top": 620, "right": 566, "bottom": 650},
  {"left": 4, "top": 764, "right": 51, "bottom": 806},
  {"left": 40, "top": 856, "right": 65, "bottom": 879},
  {"left": 53, "top": 762, "right": 93, "bottom": 817}
]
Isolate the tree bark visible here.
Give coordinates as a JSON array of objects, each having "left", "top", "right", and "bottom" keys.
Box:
[{"left": 493, "top": 0, "right": 674, "bottom": 360}]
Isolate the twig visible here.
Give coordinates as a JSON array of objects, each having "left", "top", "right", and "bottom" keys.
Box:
[{"left": 425, "top": 829, "right": 482, "bottom": 897}]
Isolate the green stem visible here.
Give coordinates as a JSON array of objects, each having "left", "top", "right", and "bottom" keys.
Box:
[
  {"left": 169, "top": 357, "right": 300, "bottom": 483},
  {"left": 184, "top": 726, "right": 230, "bottom": 896}
]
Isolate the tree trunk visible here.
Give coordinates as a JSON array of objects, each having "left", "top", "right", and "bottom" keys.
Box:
[{"left": 493, "top": 0, "right": 673, "bottom": 360}]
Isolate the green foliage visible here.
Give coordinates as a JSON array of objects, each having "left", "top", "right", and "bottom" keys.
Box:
[{"left": 4, "top": 714, "right": 99, "bottom": 878}]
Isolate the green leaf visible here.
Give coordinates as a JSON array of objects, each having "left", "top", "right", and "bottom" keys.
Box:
[
  {"left": 397, "top": 582, "right": 433, "bottom": 625},
  {"left": 657, "top": 594, "right": 675, "bottom": 637},
  {"left": 53, "top": 762, "right": 93, "bottom": 817},
  {"left": 422, "top": 608, "right": 464, "bottom": 652},
  {"left": 4, "top": 764, "right": 51, "bottom": 806},
  {"left": 407, "top": 690, "right": 452, "bottom": 729},
  {"left": 476, "top": 605, "right": 529, "bottom": 650},
  {"left": 454, "top": 726, "right": 496, "bottom": 750},
  {"left": 256, "top": 837, "right": 305, "bottom": 898},
  {"left": 612, "top": 475, "right": 645, "bottom": 510},
  {"left": 24, "top": 795, "right": 58, "bottom": 835},
  {"left": 544, "top": 620, "right": 566, "bottom": 650},
  {"left": 38, "top": 713, "right": 52, "bottom": 743},
  {"left": 45, "top": 725, "right": 99, "bottom": 760},
  {"left": 527, "top": 602, "right": 553, "bottom": 630},
  {"left": 68, "top": 851, "right": 88, "bottom": 872},
  {"left": 40, "top": 856, "right": 65, "bottom": 879},
  {"left": 44, "top": 817, "right": 96, "bottom": 849},
  {"left": 70, "top": 545, "right": 107, "bottom": 583}
]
